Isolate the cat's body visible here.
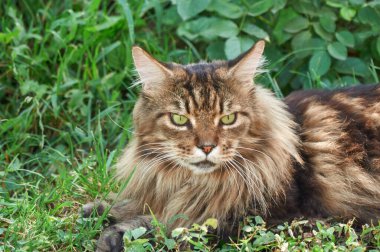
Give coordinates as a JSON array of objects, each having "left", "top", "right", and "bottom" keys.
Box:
[
  {"left": 285, "top": 85, "right": 380, "bottom": 222},
  {"left": 83, "top": 41, "right": 380, "bottom": 251}
]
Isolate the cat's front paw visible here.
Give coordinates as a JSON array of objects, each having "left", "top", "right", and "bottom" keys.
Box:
[
  {"left": 81, "top": 201, "right": 108, "bottom": 218},
  {"left": 96, "top": 225, "right": 124, "bottom": 252},
  {"left": 95, "top": 216, "right": 152, "bottom": 252}
]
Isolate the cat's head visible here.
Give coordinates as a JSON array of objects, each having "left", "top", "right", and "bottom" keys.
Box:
[{"left": 131, "top": 41, "right": 267, "bottom": 174}]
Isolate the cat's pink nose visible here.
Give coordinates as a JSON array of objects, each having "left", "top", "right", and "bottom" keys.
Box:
[{"left": 200, "top": 145, "right": 215, "bottom": 154}]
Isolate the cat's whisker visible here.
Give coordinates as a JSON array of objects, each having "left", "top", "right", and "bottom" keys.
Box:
[
  {"left": 223, "top": 162, "right": 243, "bottom": 202},
  {"left": 234, "top": 151, "right": 271, "bottom": 179},
  {"left": 229, "top": 157, "right": 269, "bottom": 212},
  {"left": 132, "top": 144, "right": 175, "bottom": 159},
  {"left": 134, "top": 142, "right": 164, "bottom": 149},
  {"left": 133, "top": 144, "right": 167, "bottom": 154},
  {"left": 227, "top": 159, "right": 255, "bottom": 194},
  {"left": 131, "top": 147, "right": 178, "bottom": 176},
  {"left": 138, "top": 154, "right": 176, "bottom": 177},
  {"left": 236, "top": 152, "right": 280, "bottom": 195},
  {"left": 228, "top": 161, "right": 254, "bottom": 189},
  {"left": 226, "top": 160, "right": 261, "bottom": 211},
  {"left": 236, "top": 146, "right": 276, "bottom": 166},
  {"left": 234, "top": 153, "right": 278, "bottom": 207}
]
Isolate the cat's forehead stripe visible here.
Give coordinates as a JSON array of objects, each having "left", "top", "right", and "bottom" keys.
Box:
[
  {"left": 179, "top": 64, "right": 224, "bottom": 112},
  {"left": 183, "top": 74, "right": 200, "bottom": 110}
]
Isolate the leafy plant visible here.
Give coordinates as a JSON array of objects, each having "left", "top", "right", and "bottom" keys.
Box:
[
  {"left": 163, "top": 0, "right": 380, "bottom": 92},
  {"left": 121, "top": 217, "right": 380, "bottom": 251}
]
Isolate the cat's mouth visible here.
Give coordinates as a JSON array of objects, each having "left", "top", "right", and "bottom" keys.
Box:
[{"left": 191, "top": 160, "right": 216, "bottom": 169}]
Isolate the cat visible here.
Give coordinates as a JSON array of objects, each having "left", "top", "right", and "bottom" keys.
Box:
[{"left": 83, "top": 40, "right": 380, "bottom": 251}]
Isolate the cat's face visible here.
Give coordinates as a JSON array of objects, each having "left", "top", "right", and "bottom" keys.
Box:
[{"left": 132, "top": 41, "right": 265, "bottom": 174}]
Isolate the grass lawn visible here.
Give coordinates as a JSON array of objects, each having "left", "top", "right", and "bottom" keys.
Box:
[{"left": 1, "top": 1, "right": 379, "bottom": 251}]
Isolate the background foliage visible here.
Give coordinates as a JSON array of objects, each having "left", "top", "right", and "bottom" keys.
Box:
[
  {"left": 0, "top": 0, "right": 379, "bottom": 251},
  {"left": 167, "top": 0, "right": 380, "bottom": 92}
]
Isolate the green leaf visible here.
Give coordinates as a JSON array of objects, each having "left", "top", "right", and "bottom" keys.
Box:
[
  {"left": 207, "top": 0, "right": 243, "bottom": 19},
  {"left": 358, "top": 6, "right": 380, "bottom": 27},
  {"left": 171, "top": 227, "right": 186, "bottom": 238},
  {"left": 340, "top": 7, "right": 356, "bottom": 21},
  {"left": 248, "top": 0, "right": 273, "bottom": 16},
  {"left": 176, "top": 0, "right": 211, "bottom": 20},
  {"left": 291, "top": 31, "right": 312, "bottom": 58},
  {"left": 225, "top": 36, "right": 241, "bottom": 59},
  {"left": 203, "top": 218, "right": 218, "bottom": 229},
  {"left": 20, "top": 80, "right": 49, "bottom": 99},
  {"left": 204, "top": 18, "right": 239, "bottom": 38},
  {"left": 255, "top": 216, "right": 265, "bottom": 224},
  {"left": 162, "top": 6, "right": 182, "bottom": 26},
  {"left": 242, "top": 225, "right": 253, "bottom": 233},
  {"left": 334, "top": 57, "right": 371, "bottom": 77},
  {"left": 293, "top": 1, "right": 319, "bottom": 17},
  {"left": 319, "top": 15, "right": 336, "bottom": 33},
  {"left": 327, "top": 42, "right": 347, "bottom": 60},
  {"left": 313, "top": 22, "right": 333, "bottom": 41},
  {"left": 224, "top": 36, "right": 254, "bottom": 60},
  {"left": 177, "top": 19, "right": 206, "bottom": 40},
  {"left": 206, "top": 41, "right": 226, "bottom": 60},
  {"left": 326, "top": 0, "right": 345, "bottom": 8},
  {"left": 272, "top": 0, "right": 286, "bottom": 13},
  {"left": 272, "top": 8, "right": 298, "bottom": 44},
  {"left": 177, "top": 17, "right": 238, "bottom": 40},
  {"left": 124, "top": 240, "right": 149, "bottom": 252},
  {"left": 123, "top": 230, "right": 133, "bottom": 241},
  {"left": 309, "top": 51, "right": 331, "bottom": 76},
  {"left": 242, "top": 23, "right": 269, "bottom": 40},
  {"left": 164, "top": 238, "right": 176, "bottom": 249},
  {"left": 131, "top": 227, "right": 147, "bottom": 239},
  {"left": 351, "top": 247, "right": 365, "bottom": 252},
  {"left": 354, "top": 30, "right": 375, "bottom": 46},
  {"left": 284, "top": 16, "right": 309, "bottom": 33},
  {"left": 349, "top": 0, "right": 364, "bottom": 4},
  {"left": 336, "top": 30, "right": 355, "bottom": 48},
  {"left": 318, "top": 7, "right": 337, "bottom": 20}
]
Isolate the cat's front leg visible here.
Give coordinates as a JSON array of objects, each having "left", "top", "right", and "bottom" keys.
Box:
[
  {"left": 82, "top": 199, "right": 140, "bottom": 221},
  {"left": 96, "top": 215, "right": 152, "bottom": 252}
]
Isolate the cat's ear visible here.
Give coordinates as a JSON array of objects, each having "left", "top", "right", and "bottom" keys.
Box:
[
  {"left": 132, "top": 46, "right": 173, "bottom": 92},
  {"left": 228, "top": 40, "right": 265, "bottom": 84}
]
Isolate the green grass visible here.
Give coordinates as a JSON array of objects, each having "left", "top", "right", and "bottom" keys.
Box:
[{"left": 0, "top": 1, "right": 379, "bottom": 251}]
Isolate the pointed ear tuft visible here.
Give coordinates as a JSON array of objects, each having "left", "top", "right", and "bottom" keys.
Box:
[
  {"left": 228, "top": 40, "right": 266, "bottom": 84},
  {"left": 132, "top": 46, "right": 172, "bottom": 92}
]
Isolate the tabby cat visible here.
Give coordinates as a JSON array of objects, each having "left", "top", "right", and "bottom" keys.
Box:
[{"left": 83, "top": 41, "right": 380, "bottom": 251}]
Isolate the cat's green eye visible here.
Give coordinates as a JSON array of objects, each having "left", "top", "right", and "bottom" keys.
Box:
[
  {"left": 171, "top": 113, "right": 189, "bottom": 126},
  {"left": 220, "top": 113, "right": 236, "bottom": 125}
]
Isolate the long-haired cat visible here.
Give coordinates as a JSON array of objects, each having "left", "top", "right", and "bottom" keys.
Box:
[{"left": 83, "top": 41, "right": 380, "bottom": 251}]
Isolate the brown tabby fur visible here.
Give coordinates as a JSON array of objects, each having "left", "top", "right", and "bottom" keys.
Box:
[{"left": 83, "top": 41, "right": 380, "bottom": 251}]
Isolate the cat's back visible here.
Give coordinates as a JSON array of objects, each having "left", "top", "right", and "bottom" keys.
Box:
[
  {"left": 285, "top": 84, "right": 380, "bottom": 136},
  {"left": 284, "top": 84, "right": 380, "bottom": 222}
]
